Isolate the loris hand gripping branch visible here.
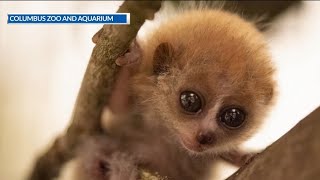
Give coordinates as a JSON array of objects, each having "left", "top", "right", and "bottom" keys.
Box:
[{"left": 75, "top": 8, "right": 276, "bottom": 180}]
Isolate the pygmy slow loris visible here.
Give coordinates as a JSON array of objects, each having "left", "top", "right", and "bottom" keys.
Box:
[{"left": 76, "top": 7, "right": 276, "bottom": 180}]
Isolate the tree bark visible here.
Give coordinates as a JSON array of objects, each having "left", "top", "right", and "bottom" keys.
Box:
[{"left": 227, "top": 106, "right": 320, "bottom": 180}]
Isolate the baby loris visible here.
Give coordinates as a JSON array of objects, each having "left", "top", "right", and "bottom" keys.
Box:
[{"left": 75, "top": 4, "right": 276, "bottom": 180}]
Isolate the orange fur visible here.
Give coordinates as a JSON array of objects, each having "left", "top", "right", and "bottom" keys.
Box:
[
  {"left": 84, "top": 9, "right": 277, "bottom": 180},
  {"left": 132, "top": 9, "right": 276, "bottom": 153}
]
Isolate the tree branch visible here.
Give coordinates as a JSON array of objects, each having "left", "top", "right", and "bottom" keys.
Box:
[
  {"left": 227, "top": 106, "right": 320, "bottom": 180},
  {"left": 28, "top": 2, "right": 162, "bottom": 180}
]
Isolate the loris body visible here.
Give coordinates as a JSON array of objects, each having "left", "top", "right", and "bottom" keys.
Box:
[{"left": 76, "top": 7, "right": 275, "bottom": 180}]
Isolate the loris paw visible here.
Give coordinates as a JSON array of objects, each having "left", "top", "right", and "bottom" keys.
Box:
[
  {"left": 75, "top": 138, "right": 139, "bottom": 180},
  {"left": 108, "top": 152, "right": 138, "bottom": 180},
  {"left": 220, "top": 150, "right": 257, "bottom": 167},
  {"left": 116, "top": 40, "right": 141, "bottom": 69},
  {"left": 104, "top": 39, "right": 141, "bottom": 117},
  {"left": 87, "top": 152, "right": 138, "bottom": 180}
]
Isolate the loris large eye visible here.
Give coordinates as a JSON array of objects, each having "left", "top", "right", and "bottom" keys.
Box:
[
  {"left": 180, "top": 91, "right": 202, "bottom": 113},
  {"left": 219, "top": 107, "right": 246, "bottom": 129}
]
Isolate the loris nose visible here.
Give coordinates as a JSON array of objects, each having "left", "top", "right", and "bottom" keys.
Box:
[{"left": 196, "top": 131, "right": 215, "bottom": 145}]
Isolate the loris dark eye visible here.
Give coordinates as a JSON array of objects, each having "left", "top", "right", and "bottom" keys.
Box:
[
  {"left": 219, "top": 107, "right": 246, "bottom": 129},
  {"left": 180, "top": 91, "right": 202, "bottom": 113}
]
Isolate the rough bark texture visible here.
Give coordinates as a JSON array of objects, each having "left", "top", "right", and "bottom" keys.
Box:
[
  {"left": 227, "top": 106, "right": 320, "bottom": 180},
  {"left": 28, "top": 2, "right": 161, "bottom": 180}
]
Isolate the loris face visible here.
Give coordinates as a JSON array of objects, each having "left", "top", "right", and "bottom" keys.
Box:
[{"left": 133, "top": 10, "right": 275, "bottom": 154}]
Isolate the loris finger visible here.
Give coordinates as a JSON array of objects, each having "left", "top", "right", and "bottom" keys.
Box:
[
  {"left": 92, "top": 28, "right": 104, "bottom": 44},
  {"left": 115, "top": 39, "right": 141, "bottom": 68}
]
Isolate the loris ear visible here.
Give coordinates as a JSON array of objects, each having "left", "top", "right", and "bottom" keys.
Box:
[{"left": 153, "top": 42, "right": 174, "bottom": 75}]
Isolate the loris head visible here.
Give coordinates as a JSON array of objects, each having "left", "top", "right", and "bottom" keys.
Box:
[{"left": 133, "top": 10, "right": 276, "bottom": 154}]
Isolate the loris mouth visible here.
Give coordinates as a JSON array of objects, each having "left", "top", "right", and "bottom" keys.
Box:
[{"left": 179, "top": 136, "right": 207, "bottom": 153}]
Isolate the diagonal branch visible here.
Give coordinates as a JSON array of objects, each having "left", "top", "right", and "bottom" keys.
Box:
[{"left": 227, "top": 106, "right": 320, "bottom": 180}]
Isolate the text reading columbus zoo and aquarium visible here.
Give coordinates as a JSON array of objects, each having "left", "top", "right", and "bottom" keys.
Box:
[{"left": 7, "top": 14, "right": 130, "bottom": 24}]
